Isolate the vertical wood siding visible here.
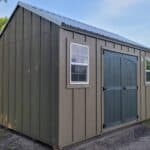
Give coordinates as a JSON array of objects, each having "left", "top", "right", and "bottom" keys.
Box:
[
  {"left": 9, "top": 13, "right": 16, "bottom": 129},
  {"left": 85, "top": 36, "right": 96, "bottom": 138},
  {"left": 0, "top": 5, "right": 150, "bottom": 148},
  {"left": 3, "top": 25, "right": 9, "bottom": 127},
  {"left": 140, "top": 51, "right": 145, "bottom": 120},
  {"left": 23, "top": 9, "right": 31, "bottom": 136},
  {"left": 40, "top": 19, "right": 53, "bottom": 144},
  {"left": 16, "top": 7, "right": 23, "bottom": 132},
  {"left": 59, "top": 30, "right": 98, "bottom": 146},
  {"left": 145, "top": 52, "right": 150, "bottom": 119},
  {"left": 59, "top": 31, "right": 73, "bottom": 146},
  {"left": 0, "top": 7, "right": 59, "bottom": 146},
  {"left": 0, "top": 36, "right": 3, "bottom": 124},
  {"left": 59, "top": 28, "right": 145, "bottom": 147},
  {"left": 30, "top": 13, "right": 41, "bottom": 139}
]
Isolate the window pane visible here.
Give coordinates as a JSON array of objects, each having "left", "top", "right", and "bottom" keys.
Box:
[
  {"left": 72, "top": 74, "right": 78, "bottom": 81},
  {"left": 70, "top": 43, "right": 89, "bottom": 84},
  {"left": 71, "top": 65, "right": 87, "bottom": 75},
  {"left": 78, "top": 65, "right": 87, "bottom": 74},
  {"left": 72, "top": 56, "right": 88, "bottom": 64},
  {"left": 146, "top": 60, "right": 150, "bottom": 70},
  {"left": 72, "top": 44, "right": 88, "bottom": 56},
  {"left": 146, "top": 72, "right": 150, "bottom": 82},
  {"left": 71, "top": 65, "right": 78, "bottom": 73},
  {"left": 71, "top": 43, "right": 88, "bottom": 64},
  {"left": 71, "top": 65, "right": 87, "bottom": 82},
  {"left": 79, "top": 74, "right": 86, "bottom": 81}
]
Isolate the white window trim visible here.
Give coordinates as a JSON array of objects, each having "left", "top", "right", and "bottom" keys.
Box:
[
  {"left": 145, "top": 57, "right": 150, "bottom": 84},
  {"left": 70, "top": 42, "right": 89, "bottom": 85}
]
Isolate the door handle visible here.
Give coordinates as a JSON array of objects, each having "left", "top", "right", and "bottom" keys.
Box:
[
  {"left": 123, "top": 87, "right": 127, "bottom": 90},
  {"left": 103, "top": 87, "right": 107, "bottom": 91}
]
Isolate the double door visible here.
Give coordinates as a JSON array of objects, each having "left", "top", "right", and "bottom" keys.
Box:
[{"left": 104, "top": 50, "right": 138, "bottom": 128}]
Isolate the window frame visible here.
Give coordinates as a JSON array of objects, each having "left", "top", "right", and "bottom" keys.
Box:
[
  {"left": 145, "top": 57, "right": 150, "bottom": 85},
  {"left": 70, "top": 42, "right": 89, "bottom": 85}
]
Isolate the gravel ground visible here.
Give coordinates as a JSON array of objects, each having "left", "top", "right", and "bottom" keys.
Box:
[
  {"left": 65, "top": 123, "right": 150, "bottom": 150},
  {"left": 0, "top": 127, "right": 52, "bottom": 150},
  {"left": 0, "top": 123, "right": 150, "bottom": 150}
]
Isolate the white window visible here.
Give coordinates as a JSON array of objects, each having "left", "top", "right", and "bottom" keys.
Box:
[
  {"left": 70, "top": 43, "right": 89, "bottom": 84},
  {"left": 145, "top": 58, "right": 150, "bottom": 84}
]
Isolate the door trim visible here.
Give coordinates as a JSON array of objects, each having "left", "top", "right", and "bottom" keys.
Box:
[
  {"left": 102, "top": 119, "right": 138, "bottom": 133},
  {"left": 102, "top": 46, "right": 139, "bottom": 57},
  {"left": 101, "top": 48, "right": 140, "bottom": 131}
]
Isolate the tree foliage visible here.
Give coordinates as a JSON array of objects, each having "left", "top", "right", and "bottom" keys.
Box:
[
  {"left": 0, "top": 17, "right": 8, "bottom": 31},
  {"left": 0, "top": 0, "right": 7, "bottom": 2}
]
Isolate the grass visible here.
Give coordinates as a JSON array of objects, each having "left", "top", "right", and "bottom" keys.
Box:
[{"left": 142, "top": 119, "right": 150, "bottom": 127}]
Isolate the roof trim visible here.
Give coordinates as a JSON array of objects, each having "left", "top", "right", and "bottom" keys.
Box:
[
  {"left": 61, "top": 24, "right": 150, "bottom": 51},
  {"left": 18, "top": 1, "right": 62, "bottom": 26}
]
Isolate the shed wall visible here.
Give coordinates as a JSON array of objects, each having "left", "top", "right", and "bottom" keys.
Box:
[
  {"left": 58, "top": 28, "right": 149, "bottom": 147},
  {"left": 141, "top": 51, "right": 150, "bottom": 120},
  {"left": 0, "top": 5, "right": 150, "bottom": 148},
  {"left": 0, "top": 7, "right": 59, "bottom": 145}
]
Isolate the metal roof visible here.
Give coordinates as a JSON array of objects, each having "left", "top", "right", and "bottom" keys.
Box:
[{"left": 0, "top": 1, "right": 149, "bottom": 50}]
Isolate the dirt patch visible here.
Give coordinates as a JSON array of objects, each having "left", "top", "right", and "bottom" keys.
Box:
[{"left": 65, "top": 124, "right": 150, "bottom": 150}]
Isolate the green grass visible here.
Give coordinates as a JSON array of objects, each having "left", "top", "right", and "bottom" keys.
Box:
[{"left": 142, "top": 119, "right": 150, "bottom": 127}]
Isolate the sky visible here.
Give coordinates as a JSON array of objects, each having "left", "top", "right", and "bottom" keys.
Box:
[{"left": 0, "top": 0, "right": 150, "bottom": 47}]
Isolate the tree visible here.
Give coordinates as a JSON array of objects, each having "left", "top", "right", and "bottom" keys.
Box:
[
  {"left": 0, "top": 17, "right": 8, "bottom": 31},
  {"left": 0, "top": 0, "right": 7, "bottom": 2}
]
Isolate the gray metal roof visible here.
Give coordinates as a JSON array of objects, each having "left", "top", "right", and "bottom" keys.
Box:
[{"left": 1, "top": 1, "right": 149, "bottom": 50}]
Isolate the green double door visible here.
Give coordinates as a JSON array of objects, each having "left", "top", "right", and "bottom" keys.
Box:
[{"left": 104, "top": 50, "right": 137, "bottom": 128}]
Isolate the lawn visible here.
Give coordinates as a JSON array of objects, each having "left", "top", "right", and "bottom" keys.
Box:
[{"left": 142, "top": 119, "right": 150, "bottom": 127}]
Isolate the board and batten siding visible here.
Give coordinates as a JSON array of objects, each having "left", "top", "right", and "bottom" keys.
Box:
[
  {"left": 0, "top": 4, "right": 150, "bottom": 148},
  {"left": 59, "top": 29, "right": 98, "bottom": 147},
  {"left": 58, "top": 28, "right": 150, "bottom": 147},
  {"left": 141, "top": 51, "right": 150, "bottom": 120},
  {"left": 0, "top": 7, "right": 59, "bottom": 146}
]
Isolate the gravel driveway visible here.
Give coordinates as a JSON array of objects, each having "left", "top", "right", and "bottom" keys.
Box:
[
  {"left": 0, "top": 123, "right": 150, "bottom": 150},
  {"left": 65, "top": 123, "right": 150, "bottom": 150}
]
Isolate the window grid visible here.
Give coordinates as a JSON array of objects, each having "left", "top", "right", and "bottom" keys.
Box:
[
  {"left": 145, "top": 58, "right": 150, "bottom": 84},
  {"left": 70, "top": 42, "right": 89, "bottom": 84}
]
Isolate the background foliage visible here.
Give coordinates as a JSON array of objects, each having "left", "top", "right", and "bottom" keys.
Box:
[{"left": 0, "top": 17, "right": 8, "bottom": 32}]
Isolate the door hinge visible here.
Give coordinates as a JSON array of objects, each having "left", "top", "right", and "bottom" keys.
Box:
[
  {"left": 103, "top": 87, "right": 107, "bottom": 91},
  {"left": 103, "top": 124, "right": 106, "bottom": 128},
  {"left": 102, "top": 50, "right": 105, "bottom": 55}
]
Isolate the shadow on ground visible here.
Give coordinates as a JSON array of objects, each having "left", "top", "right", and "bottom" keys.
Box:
[
  {"left": 1, "top": 123, "right": 150, "bottom": 150},
  {"left": 0, "top": 127, "right": 52, "bottom": 150},
  {"left": 65, "top": 123, "right": 150, "bottom": 150}
]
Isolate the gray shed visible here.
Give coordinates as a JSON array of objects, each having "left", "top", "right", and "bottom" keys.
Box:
[{"left": 0, "top": 1, "right": 150, "bottom": 149}]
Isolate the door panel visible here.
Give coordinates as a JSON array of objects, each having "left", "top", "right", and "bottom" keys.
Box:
[
  {"left": 104, "top": 90, "right": 122, "bottom": 127},
  {"left": 122, "top": 90, "right": 137, "bottom": 122},
  {"left": 104, "top": 50, "right": 137, "bottom": 128},
  {"left": 104, "top": 51, "right": 122, "bottom": 127},
  {"left": 121, "top": 55, "right": 137, "bottom": 122}
]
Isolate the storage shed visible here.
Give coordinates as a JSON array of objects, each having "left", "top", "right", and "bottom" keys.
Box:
[{"left": 0, "top": 1, "right": 150, "bottom": 149}]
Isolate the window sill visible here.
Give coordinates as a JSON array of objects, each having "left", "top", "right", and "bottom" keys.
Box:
[
  {"left": 67, "top": 83, "right": 91, "bottom": 89},
  {"left": 145, "top": 82, "right": 150, "bottom": 86}
]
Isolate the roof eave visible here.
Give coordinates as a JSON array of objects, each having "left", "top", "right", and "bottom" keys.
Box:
[
  {"left": 61, "top": 23, "right": 149, "bottom": 51},
  {"left": 18, "top": 1, "right": 62, "bottom": 26}
]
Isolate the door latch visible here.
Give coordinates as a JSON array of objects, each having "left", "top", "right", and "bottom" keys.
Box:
[
  {"left": 103, "top": 87, "right": 107, "bottom": 91},
  {"left": 123, "top": 87, "right": 127, "bottom": 90}
]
